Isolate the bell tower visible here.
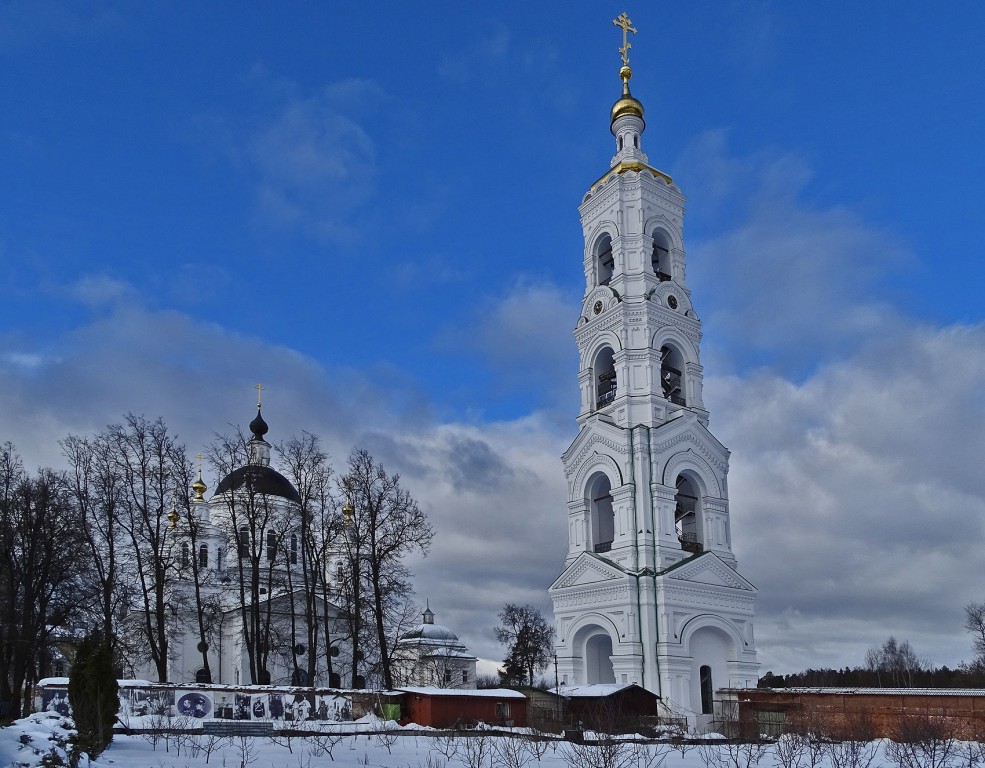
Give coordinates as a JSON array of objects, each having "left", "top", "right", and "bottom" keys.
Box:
[{"left": 549, "top": 14, "right": 759, "bottom": 727}]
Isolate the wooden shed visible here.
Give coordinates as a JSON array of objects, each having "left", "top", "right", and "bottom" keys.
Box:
[
  {"left": 398, "top": 687, "right": 527, "bottom": 728},
  {"left": 558, "top": 683, "right": 661, "bottom": 733}
]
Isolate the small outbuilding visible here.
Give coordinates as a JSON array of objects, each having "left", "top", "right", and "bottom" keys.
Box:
[
  {"left": 558, "top": 683, "right": 662, "bottom": 732},
  {"left": 398, "top": 687, "right": 527, "bottom": 728}
]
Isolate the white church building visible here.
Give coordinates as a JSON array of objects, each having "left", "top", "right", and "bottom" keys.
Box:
[
  {"left": 549, "top": 17, "right": 759, "bottom": 727},
  {"left": 128, "top": 405, "right": 349, "bottom": 688}
]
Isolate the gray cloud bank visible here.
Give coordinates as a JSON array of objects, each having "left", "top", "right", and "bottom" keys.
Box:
[{"left": 2, "top": 135, "right": 983, "bottom": 676}]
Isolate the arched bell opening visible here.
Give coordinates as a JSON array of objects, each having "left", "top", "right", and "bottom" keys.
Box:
[
  {"left": 594, "top": 346, "right": 617, "bottom": 409},
  {"left": 572, "top": 622, "right": 617, "bottom": 685},
  {"left": 651, "top": 230, "right": 672, "bottom": 281},
  {"left": 674, "top": 474, "right": 702, "bottom": 554},
  {"left": 587, "top": 472, "right": 614, "bottom": 554},
  {"left": 585, "top": 633, "right": 616, "bottom": 684},
  {"left": 660, "top": 344, "right": 686, "bottom": 406},
  {"left": 595, "top": 234, "right": 614, "bottom": 286}
]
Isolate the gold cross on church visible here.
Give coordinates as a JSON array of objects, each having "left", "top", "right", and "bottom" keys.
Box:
[
  {"left": 255, "top": 382, "right": 265, "bottom": 407},
  {"left": 612, "top": 12, "right": 637, "bottom": 67}
]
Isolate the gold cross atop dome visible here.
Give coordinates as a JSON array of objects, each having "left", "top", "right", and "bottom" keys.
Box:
[
  {"left": 613, "top": 12, "right": 637, "bottom": 68},
  {"left": 255, "top": 382, "right": 265, "bottom": 408}
]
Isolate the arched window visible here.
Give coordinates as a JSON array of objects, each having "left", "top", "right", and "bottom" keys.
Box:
[
  {"left": 596, "top": 234, "right": 614, "bottom": 286},
  {"left": 266, "top": 531, "right": 277, "bottom": 562},
  {"left": 336, "top": 562, "right": 345, "bottom": 585},
  {"left": 181, "top": 542, "right": 190, "bottom": 567},
  {"left": 290, "top": 534, "right": 298, "bottom": 565},
  {"left": 198, "top": 544, "right": 208, "bottom": 569},
  {"left": 675, "top": 475, "right": 702, "bottom": 553},
  {"left": 660, "top": 345, "right": 686, "bottom": 406},
  {"left": 594, "top": 346, "right": 617, "bottom": 408},
  {"left": 651, "top": 231, "right": 671, "bottom": 280},
  {"left": 700, "top": 665, "right": 714, "bottom": 714},
  {"left": 588, "top": 473, "right": 615, "bottom": 553},
  {"left": 238, "top": 527, "right": 249, "bottom": 559}
]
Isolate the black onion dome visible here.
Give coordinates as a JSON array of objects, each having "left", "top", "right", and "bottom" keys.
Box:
[
  {"left": 214, "top": 465, "right": 301, "bottom": 504},
  {"left": 249, "top": 407, "right": 269, "bottom": 440}
]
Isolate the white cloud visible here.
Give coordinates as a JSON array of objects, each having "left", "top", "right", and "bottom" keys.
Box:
[
  {"left": 711, "top": 320, "right": 985, "bottom": 672},
  {"left": 248, "top": 80, "right": 383, "bottom": 241},
  {"left": 67, "top": 274, "right": 137, "bottom": 309}
]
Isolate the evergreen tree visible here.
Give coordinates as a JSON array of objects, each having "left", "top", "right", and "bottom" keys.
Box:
[{"left": 68, "top": 636, "right": 119, "bottom": 760}]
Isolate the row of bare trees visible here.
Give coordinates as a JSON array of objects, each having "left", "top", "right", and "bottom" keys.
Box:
[{"left": 0, "top": 412, "right": 433, "bottom": 719}]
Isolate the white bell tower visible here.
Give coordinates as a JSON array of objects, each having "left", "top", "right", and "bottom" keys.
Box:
[{"left": 549, "top": 14, "right": 759, "bottom": 726}]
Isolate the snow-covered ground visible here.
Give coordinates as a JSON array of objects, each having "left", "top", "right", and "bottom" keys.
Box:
[{"left": 2, "top": 710, "right": 982, "bottom": 767}]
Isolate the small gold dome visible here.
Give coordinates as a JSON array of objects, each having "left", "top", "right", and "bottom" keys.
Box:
[
  {"left": 192, "top": 475, "right": 208, "bottom": 502},
  {"left": 610, "top": 65, "right": 644, "bottom": 124}
]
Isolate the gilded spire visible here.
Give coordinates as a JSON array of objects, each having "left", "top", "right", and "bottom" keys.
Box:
[
  {"left": 610, "top": 12, "right": 644, "bottom": 124},
  {"left": 613, "top": 12, "right": 637, "bottom": 69}
]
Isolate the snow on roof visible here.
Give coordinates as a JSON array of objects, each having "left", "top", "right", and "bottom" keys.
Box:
[
  {"left": 398, "top": 687, "right": 526, "bottom": 699},
  {"left": 421, "top": 648, "right": 477, "bottom": 660},
  {"left": 750, "top": 687, "right": 985, "bottom": 697},
  {"left": 36, "top": 678, "right": 70, "bottom": 687},
  {"left": 554, "top": 683, "right": 645, "bottom": 698}
]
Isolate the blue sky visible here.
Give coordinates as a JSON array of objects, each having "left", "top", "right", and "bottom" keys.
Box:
[{"left": 3, "top": 2, "right": 985, "bottom": 676}]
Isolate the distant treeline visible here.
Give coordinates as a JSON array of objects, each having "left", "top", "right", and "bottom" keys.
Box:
[{"left": 759, "top": 664, "right": 985, "bottom": 689}]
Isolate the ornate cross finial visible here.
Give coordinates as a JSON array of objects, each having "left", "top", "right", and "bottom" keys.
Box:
[
  {"left": 613, "top": 12, "right": 637, "bottom": 67},
  {"left": 255, "top": 382, "right": 265, "bottom": 408}
]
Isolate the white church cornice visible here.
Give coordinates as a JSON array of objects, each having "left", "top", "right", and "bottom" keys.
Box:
[
  {"left": 550, "top": 551, "right": 629, "bottom": 591},
  {"left": 660, "top": 551, "right": 757, "bottom": 592},
  {"left": 650, "top": 415, "right": 730, "bottom": 477}
]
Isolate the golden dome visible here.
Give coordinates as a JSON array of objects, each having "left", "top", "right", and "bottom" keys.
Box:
[
  {"left": 610, "top": 65, "right": 644, "bottom": 124},
  {"left": 192, "top": 472, "right": 207, "bottom": 502}
]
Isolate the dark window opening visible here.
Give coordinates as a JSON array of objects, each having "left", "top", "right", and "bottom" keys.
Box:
[
  {"left": 651, "top": 235, "right": 671, "bottom": 281},
  {"left": 660, "top": 346, "right": 686, "bottom": 406},
  {"left": 181, "top": 543, "right": 189, "bottom": 567},
  {"left": 675, "top": 476, "right": 702, "bottom": 553},
  {"left": 596, "top": 235, "right": 614, "bottom": 286},
  {"left": 590, "top": 474, "right": 615, "bottom": 553},
  {"left": 239, "top": 527, "right": 249, "bottom": 559},
  {"left": 198, "top": 544, "right": 208, "bottom": 569},
  {"left": 266, "top": 531, "right": 276, "bottom": 562},
  {"left": 595, "top": 346, "right": 617, "bottom": 409},
  {"left": 700, "top": 665, "right": 714, "bottom": 715}
]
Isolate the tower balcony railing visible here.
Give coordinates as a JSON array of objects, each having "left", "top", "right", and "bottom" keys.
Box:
[
  {"left": 593, "top": 541, "right": 613, "bottom": 553},
  {"left": 597, "top": 389, "right": 616, "bottom": 407},
  {"left": 678, "top": 533, "right": 703, "bottom": 554}
]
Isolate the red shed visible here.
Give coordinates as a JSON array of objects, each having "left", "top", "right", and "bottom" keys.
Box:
[{"left": 398, "top": 687, "right": 527, "bottom": 728}]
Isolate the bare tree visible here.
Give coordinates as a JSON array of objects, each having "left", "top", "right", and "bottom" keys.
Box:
[
  {"left": 277, "top": 432, "right": 340, "bottom": 687},
  {"left": 865, "top": 636, "right": 923, "bottom": 687},
  {"left": 341, "top": 449, "right": 434, "bottom": 690},
  {"left": 965, "top": 602, "right": 985, "bottom": 668},
  {"left": 886, "top": 710, "right": 959, "bottom": 768},
  {"left": 175, "top": 458, "right": 221, "bottom": 683},
  {"left": 495, "top": 603, "right": 556, "bottom": 686},
  {"left": 103, "top": 414, "right": 191, "bottom": 682},
  {"left": 63, "top": 433, "right": 132, "bottom": 663},
  {"left": 0, "top": 445, "right": 90, "bottom": 718}
]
